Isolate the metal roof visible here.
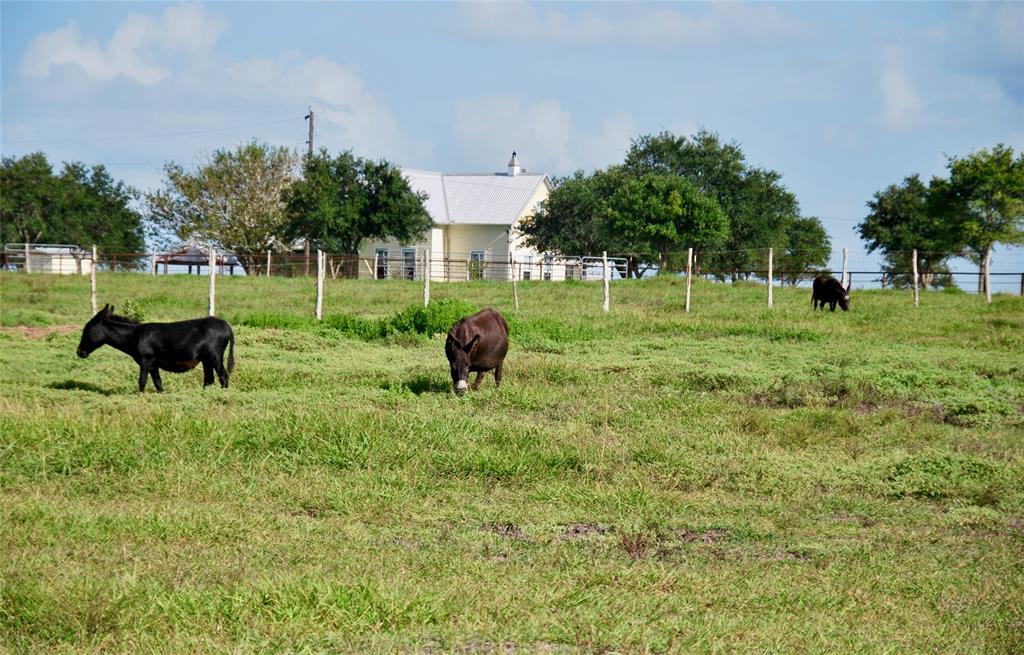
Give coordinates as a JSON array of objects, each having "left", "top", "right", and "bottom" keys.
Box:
[{"left": 402, "top": 169, "right": 549, "bottom": 226}]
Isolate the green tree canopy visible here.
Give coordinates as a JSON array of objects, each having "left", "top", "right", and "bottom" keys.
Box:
[
  {"left": 858, "top": 174, "right": 959, "bottom": 289},
  {"left": 282, "top": 150, "right": 432, "bottom": 258},
  {"left": 0, "top": 152, "right": 144, "bottom": 255},
  {"left": 945, "top": 144, "right": 1024, "bottom": 264},
  {"left": 777, "top": 216, "right": 831, "bottom": 286},
  {"left": 146, "top": 141, "right": 298, "bottom": 274},
  {"left": 625, "top": 130, "right": 814, "bottom": 279}
]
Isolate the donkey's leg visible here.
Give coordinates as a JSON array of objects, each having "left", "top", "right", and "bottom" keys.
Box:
[
  {"left": 213, "top": 354, "right": 229, "bottom": 389},
  {"left": 202, "top": 361, "right": 215, "bottom": 387},
  {"left": 150, "top": 368, "right": 164, "bottom": 393},
  {"left": 138, "top": 361, "right": 151, "bottom": 393},
  {"left": 471, "top": 371, "right": 487, "bottom": 390},
  {"left": 494, "top": 362, "right": 503, "bottom": 388}
]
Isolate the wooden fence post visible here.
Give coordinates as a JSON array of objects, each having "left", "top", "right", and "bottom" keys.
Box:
[
  {"left": 90, "top": 245, "right": 97, "bottom": 313},
  {"left": 912, "top": 248, "right": 919, "bottom": 307},
  {"left": 767, "top": 247, "right": 774, "bottom": 309},
  {"left": 602, "top": 251, "right": 610, "bottom": 313},
  {"left": 316, "top": 249, "right": 324, "bottom": 320},
  {"left": 373, "top": 252, "right": 379, "bottom": 280},
  {"left": 150, "top": 249, "right": 157, "bottom": 275},
  {"left": 208, "top": 245, "right": 216, "bottom": 316},
  {"left": 423, "top": 249, "right": 430, "bottom": 307},
  {"left": 24, "top": 242, "right": 31, "bottom": 274},
  {"left": 266, "top": 250, "right": 272, "bottom": 277},
  {"left": 685, "top": 247, "right": 693, "bottom": 313}
]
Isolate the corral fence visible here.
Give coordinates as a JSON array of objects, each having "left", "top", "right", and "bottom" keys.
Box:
[{"left": 4, "top": 243, "right": 1022, "bottom": 318}]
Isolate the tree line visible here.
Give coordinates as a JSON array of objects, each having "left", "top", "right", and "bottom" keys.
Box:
[
  {"left": 857, "top": 144, "right": 1024, "bottom": 292},
  {"left": 3, "top": 134, "right": 1020, "bottom": 284},
  {"left": 521, "top": 130, "right": 831, "bottom": 282}
]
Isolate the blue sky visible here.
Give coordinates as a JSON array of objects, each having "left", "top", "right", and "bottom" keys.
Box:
[{"left": 2, "top": 1, "right": 1023, "bottom": 280}]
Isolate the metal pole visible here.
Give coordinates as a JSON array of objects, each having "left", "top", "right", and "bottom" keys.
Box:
[
  {"left": 512, "top": 261, "right": 520, "bottom": 312},
  {"left": 602, "top": 251, "right": 610, "bottom": 313},
  {"left": 24, "top": 242, "right": 31, "bottom": 274},
  {"left": 767, "top": 247, "right": 774, "bottom": 309},
  {"left": 208, "top": 244, "right": 216, "bottom": 316},
  {"left": 90, "top": 245, "right": 97, "bottom": 313},
  {"left": 912, "top": 248, "right": 919, "bottom": 307},
  {"left": 685, "top": 247, "right": 693, "bottom": 313},
  {"left": 373, "top": 252, "right": 379, "bottom": 280}
]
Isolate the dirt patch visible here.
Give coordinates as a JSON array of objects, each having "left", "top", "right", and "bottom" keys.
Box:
[
  {"left": 833, "top": 513, "right": 878, "bottom": 528},
  {"left": 1, "top": 325, "right": 78, "bottom": 339},
  {"left": 760, "top": 549, "right": 811, "bottom": 562},
  {"left": 561, "top": 523, "right": 607, "bottom": 540},
  {"left": 292, "top": 505, "right": 328, "bottom": 519},
  {"left": 486, "top": 522, "right": 527, "bottom": 540}
]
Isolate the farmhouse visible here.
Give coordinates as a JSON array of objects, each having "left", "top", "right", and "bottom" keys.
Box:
[{"left": 359, "top": 153, "right": 576, "bottom": 281}]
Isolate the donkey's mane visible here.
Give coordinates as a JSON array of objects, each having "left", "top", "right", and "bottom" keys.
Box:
[{"left": 103, "top": 313, "right": 141, "bottom": 325}]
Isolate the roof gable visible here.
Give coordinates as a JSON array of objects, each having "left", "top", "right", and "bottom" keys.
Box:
[{"left": 402, "top": 169, "right": 548, "bottom": 226}]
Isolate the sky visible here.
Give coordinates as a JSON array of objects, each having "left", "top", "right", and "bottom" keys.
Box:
[{"left": 2, "top": 1, "right": 1023, "bottom": 285}]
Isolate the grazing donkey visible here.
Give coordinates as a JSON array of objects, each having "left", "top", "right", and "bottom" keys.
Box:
[
  {"left": 445, "top": 308, "right": 509, "bottom": 395},
  {"left": 812, "top": 275, "right": 851, "bottom": 312},
  {"left": 77, "top": 304, "right": 235, "bottom": 392}
]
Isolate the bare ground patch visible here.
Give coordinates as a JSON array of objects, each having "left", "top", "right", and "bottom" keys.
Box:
[{"left": 1, "top": 325, "right": 78, "bottom": 339}]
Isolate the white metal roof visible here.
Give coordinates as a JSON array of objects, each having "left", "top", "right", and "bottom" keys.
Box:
[{"left": 402, "top": 169, "right": 549, "bottom": 226}]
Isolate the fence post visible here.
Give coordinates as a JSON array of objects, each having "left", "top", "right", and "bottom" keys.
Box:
[
  {"left": 150, "top": 249, "right": 157, "bottom": 275},
  {"left": 372, "top": 252, "right": 379, "bottom": 280},
  {"left": 90, "top": 245, "right": 97, "bottom": 313},
  {"left": 266, "top": 250, "right": 272, "bottom": 277},
  {"left": 842, "top": 247, "right": 848, "bottom": 288},
  {"left": 984, "top": 249, "right": 992, "bottom": 304},
  {"left": 24, "top": 242, "right": 31, "bottom": 274},
  {"left": 207, "top": 245, "right": 216, "bottom": 316},
  {"left": 602, "top": 251, "right": 610, "bottom": 313},
  {"left": 512, "top": 261, "right": 520, "bottom": 312},
  {"left": 316, "top": 249, "right": 324, "bottom": 320},
  {"left": 423, "top": 249, "right": 430, "bottom": 307},
  {"left": 685, "top": 247, "right": 693, "bottom": 313},
  {"left": 767, "top": 247, "right": 774, "bottom": 309},
  {"left": 912, "top": 248, "right": 919, "bottom": 307},
  {"left": 1020, "top": 272, "right": 1023, "bottom": 297}
]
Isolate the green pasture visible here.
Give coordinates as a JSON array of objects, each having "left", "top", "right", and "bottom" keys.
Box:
[{"left": 1, "top": 272, "right": 1022, "bottom": 653}]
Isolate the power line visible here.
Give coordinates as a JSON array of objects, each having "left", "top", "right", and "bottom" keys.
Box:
[{"left": 0, "top": 118, "right": 297, "bottom": 145}]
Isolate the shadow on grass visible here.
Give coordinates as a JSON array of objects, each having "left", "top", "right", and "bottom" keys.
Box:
[
  {"left": 47, "top": 380, "right": 115, "bottom": 395},
  {"left": 380, "top": 373, "right": 452, "bottom": 396}
]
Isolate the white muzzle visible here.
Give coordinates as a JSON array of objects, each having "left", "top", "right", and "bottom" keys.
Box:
[{"left": 456, "top": 380, "right": 468, "bottom": 392}]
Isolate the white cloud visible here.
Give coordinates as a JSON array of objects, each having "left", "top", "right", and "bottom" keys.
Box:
[
  {"left": 227, "top": 55, "right": 432, "bottom": 164},
  {"left": 880, "top": 67, "right": 924, "bottom": 129},
  {"left": 452, "top": 96, "right": 642, "bottom": 173},
  {"left": 20, "top": 4, "right": 227, "bottom": 85},
  {"left": 458, "top": 1, "right": 803, "bottom": 46}
]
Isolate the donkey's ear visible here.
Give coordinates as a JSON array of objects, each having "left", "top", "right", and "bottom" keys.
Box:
[
  {"left": 464, "top": 334, "right": 480, "bottom": 353},
  {"left": 846, "top": 281, "right": 852, "bottom": 293},
  {"left": 103, "top": 303, "right": 113, "bottom": 315}
]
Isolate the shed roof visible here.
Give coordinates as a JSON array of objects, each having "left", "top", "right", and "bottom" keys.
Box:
[{"left": 402, "top": 169, "right": 549, "bottom": 226}]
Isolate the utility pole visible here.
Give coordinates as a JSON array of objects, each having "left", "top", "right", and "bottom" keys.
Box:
[{"left": 304, "top": 106, "right": 314, "bottom": 276}]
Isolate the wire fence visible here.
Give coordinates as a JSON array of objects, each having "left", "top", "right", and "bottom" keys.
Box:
[{"left": 3, "top": 244, "right": 1022, "bottom": 319}]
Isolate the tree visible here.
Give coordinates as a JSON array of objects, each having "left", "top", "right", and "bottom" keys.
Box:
[
  {"left": 625, "top": 130, "right": 814, "bottom": 279},
  {"left": 858, "top": 174, "right": 959, "bottom": 289},
  {"left": 776, "top": 216, "right": 831, "bottom": 285},
  {"left": 146, "top": 141, "right": 298, "bottom": 274},
  {"left": 605, "top": 173, "right": 728, "bottom": 273},
  {"left": 282, "top": 150, "right": 432, "bottom": 267},
  {"left": 943, "top": 144, "right": 1024, "bottom": 295},
  {"left": 1, "top": 153, "right": 144, "bottom": 258},
  {"left": 519, "top": 167, "right": 628, "bottom": 254}
]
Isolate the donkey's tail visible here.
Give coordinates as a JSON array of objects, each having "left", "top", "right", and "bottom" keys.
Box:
[{"left": 227, "top": 331, "right": 235, "bottom": 374}]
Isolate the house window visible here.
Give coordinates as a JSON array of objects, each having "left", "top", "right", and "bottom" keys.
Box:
[
  {"left": 535, "top": 200, "right": 545, "bottom": 215},
  {"left": 543, "top": 253, "right": 553, "bottom": 281},
  {"left": 469, "top": 251, "right": 486, "bottom": 280},
  {"left": 375, "top": 248, "right": 388, "bottom": 279},
  {"left": 521, "top": 254, "right": 532, "bottom": 281},
  {"left": 401, "top": 248, "right": 417, "bottom": 280}
]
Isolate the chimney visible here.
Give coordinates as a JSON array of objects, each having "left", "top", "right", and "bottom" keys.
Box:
[{"left": 507, "top": 151, "right": 521, "bottom": 176}]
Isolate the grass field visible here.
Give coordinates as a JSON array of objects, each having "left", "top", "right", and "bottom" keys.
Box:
[{"left": 1, "top": 271, "right": 1023, "bottom": 654}]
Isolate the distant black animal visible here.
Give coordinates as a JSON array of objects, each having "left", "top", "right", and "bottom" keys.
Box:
[
  {"left": 445, "top": 308, "right": 509, "bottom": 395},
  {"left": 77, "top": 304, "right": 235, "bottom": 392},
  {"left": 812, "top": 275, "right": 851, "bottom": 312}
]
